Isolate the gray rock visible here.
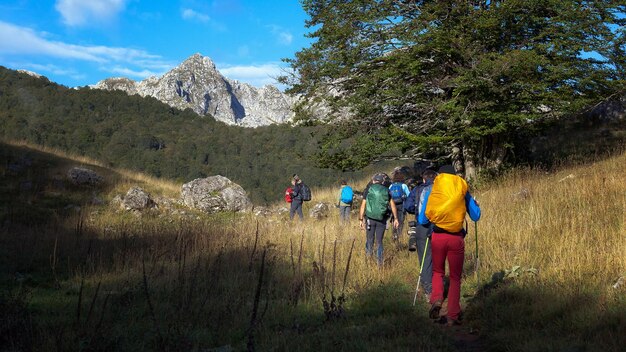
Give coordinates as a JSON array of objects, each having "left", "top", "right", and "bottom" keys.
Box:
[
  {"left": 276, "top": 207, "right": 289, "bottom": 215},
  {"left": 253, "top": 206, "right": 273, "bottom": 217},
  {"left": 122, "top": 187, "right": 154, "bottom": 210},
  {"left": 309, "top": 202, "right": 331, "bottom": 219},
  {"left": 110, "top": 195, "right": 123, "bottom": 208},
  {"left": 67, "top": 167, "right": 103, "bottom": 186},
  {"left": 92, "top": 54, "right": 298, "bottom": 127},
  {"left": 7, "top": 156, "right": 33, "bottom": 174},
  {"left": 181, "top": 175, "right": 252, "bottom": 213},
  {"left": 153, "top": 196, "right": 176, "bottom": 211},
  {"left": 391, "top": 166, "right": 415, "bottom": 181}
]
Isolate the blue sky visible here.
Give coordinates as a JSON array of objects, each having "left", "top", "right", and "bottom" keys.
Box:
[{"left": 0, "top": 0, "right": 312, "bottom": 89}]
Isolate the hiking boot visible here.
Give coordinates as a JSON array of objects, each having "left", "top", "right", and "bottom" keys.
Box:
[
  {"left": 445, "top": 317, "right": 461, "bottom": 327},
  {"left": 429, "top": 300, "right": 442, "bottom": 319},
  {"left": 408, "top": 243, "right": 417, "bottom": 251}
]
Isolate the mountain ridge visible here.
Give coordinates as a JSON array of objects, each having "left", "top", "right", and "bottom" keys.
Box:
[{"left": 93, "top": 53, "right": 297, "bottom": 127}]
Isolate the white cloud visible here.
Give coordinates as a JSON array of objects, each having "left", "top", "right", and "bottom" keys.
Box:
[
  {"left": 0, "top": 21, "right": 172, "bottom": 76},
  {"left": 268, "top": 25, "right": 293, "bottom": 45},
  {"left": 108, "top": 66, "right": 159, "bottom": 79},
  {"left": 180, "top": 7, "right": 226, "bottom": 31},
  {"left": 218, "top": 63, "right": 285, "bottom": 87},
  {"left": 0, "top": 21, "right": 103, "bottom": 61},
  {"left": 181, "top": 8, "right": 210, "bottom": 23},
  {"left": 55, "top": 0, "right": 128, "bottom": 27}
]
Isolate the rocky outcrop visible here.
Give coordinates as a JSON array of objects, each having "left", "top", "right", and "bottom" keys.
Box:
[
  {"left": 309, "top": 202, "right": 331, "bottom": 219},
  {"left": 121, "top": 187, "right": 154, "bottom": 210},
  {"left": 17, "top": 69, "right": 43, "bottom": 79},
  {"left": 181, "top": 175, "right": 252, "bottom": 213},
  {"left": 93, "top": 53, "right": 297, "bottom": 127},
  {"left": 67, "top": 167, "right": 103, "bottom": 186}
]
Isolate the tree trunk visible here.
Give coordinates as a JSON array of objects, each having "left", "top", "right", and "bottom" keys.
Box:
[
  {"left": 451, "top": 146, "right": 464, "bottom": 175},
  {"left": 462, "top": 145, "right": 477, "bottom": 181}
]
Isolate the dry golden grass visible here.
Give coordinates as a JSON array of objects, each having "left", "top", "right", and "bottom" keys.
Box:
[
  {"left": 3, "top": 139, "right": 181, "bottom": 197},
  {"left": 473, "top": 154, "right": 625, "bottom": 287},
  {"left": 2, "top": 140, "right": 624, "bottom": 350},
  {"left": 301, "top": 153, "right": 626, "bottom": 283}
]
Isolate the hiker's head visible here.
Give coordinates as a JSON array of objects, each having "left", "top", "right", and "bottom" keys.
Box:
[
  {"left": 292, "top": 174, "right": 301, "bottom": 184},
  {"left": 372, "top": 173, "right": 385, "bottom": 184},
  {"left": 422, "top": 169, "right": 437, "bottom": 182},
  {"left": 438, "top": 165, "right": 456, "bottom": 175},
  {"left": 340, "top": 180, "right": 347, "bottom": 186},
  {"left": 392, "top": 172, "right": 405, "bottom": 183}
]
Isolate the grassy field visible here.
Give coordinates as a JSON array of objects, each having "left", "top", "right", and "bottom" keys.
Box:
[{"left": 0, "top": 140, "right": 624, "bottom": 351}]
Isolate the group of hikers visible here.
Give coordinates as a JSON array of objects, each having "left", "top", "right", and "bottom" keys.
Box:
[{"left": 284, "top": 165, "right": 481, "bottom": 326}]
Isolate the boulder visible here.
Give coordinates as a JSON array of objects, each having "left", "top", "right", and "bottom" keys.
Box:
[
  {"left": 413, "top": 160, "right": 436, "bottom": 175},
  {"left": 7, "top": 156, "right": 33, "bottom": 174},
  {"left": 110, "top": 195, "right": 123, "bottom": 209},
  {"left": 181, "top": 175, "right": 252, "bottom": 213},
  {"left": 67, "top": 167, "right": 103, "bottom": 186},
  {"left": 309, "top": 202, "right": 331, "bottom": 219},
  {"left": 153, "top": 196, "right": 176, "bottom": 211},
  {"left": 391, "top": 166, "right": 415, "bottom": 181},
  {"left": 253, "top": 206, "right": 273, "bottom": 217},
  {"left": 122, "top": 187, "right": 154, "bottom": 210}
]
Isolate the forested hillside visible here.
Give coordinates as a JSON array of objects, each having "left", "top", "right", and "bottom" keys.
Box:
[{"left": 0, "top": 67, "right": 383, "bottom": 203}]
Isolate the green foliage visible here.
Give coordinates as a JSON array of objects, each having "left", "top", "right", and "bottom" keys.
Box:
[
  {"left": 313, "top": 122, "right": 455, "bottom": 171},
  {"left": 0, "top": 68, "right": 380, "bottom": 203},
  {"left": 283, "top": 0, "right": 626, "bottom": 173}
]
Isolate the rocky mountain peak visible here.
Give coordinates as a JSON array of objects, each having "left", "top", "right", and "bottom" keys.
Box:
[
  {"left": 92, "top": 53, "right": 297, "bottom": 127},
  {"left": 17, "top": 69, "right": 43, "bottom": 79},
  {"left": 180, "top": 53, "right": 217, "bottom": 71}
]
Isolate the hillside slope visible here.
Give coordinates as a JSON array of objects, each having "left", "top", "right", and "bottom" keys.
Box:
[
  {"left": 1, "top": 141, "right": 624, "bottom": 351},
  {"left": 0, "top": 66, "right": 387, "bottom": 204}
]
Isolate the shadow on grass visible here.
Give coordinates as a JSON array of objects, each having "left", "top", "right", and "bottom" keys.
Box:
[
  {"left": 0, "top": 142, "right": 466, "bottom": 351},
  {"left": 257, "top": 280, "right": 456, "bottom": 351},
  {"left": 0, "top": 141, "right": 142, "bottom": 228},
  {"left": 0, "top": 211, "right": 466, "bottom": 352},
  {"left": 464, "top": 273, "right": 626, "bottom": 352}
]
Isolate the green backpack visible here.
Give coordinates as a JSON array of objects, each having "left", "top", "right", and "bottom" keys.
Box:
[{"left": 365, "top": 183, "right": 390, "bottom": 221}]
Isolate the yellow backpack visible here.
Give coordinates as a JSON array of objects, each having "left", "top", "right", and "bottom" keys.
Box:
[{"left": 425, "top": 173, "right": 468, "bottom": 233}]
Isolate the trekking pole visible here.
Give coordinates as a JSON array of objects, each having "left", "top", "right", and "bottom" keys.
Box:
[
  {"left": 412, "top": 237, "right": 429, "bottom": 306},
  {"left": 474, "top": 221, "right": 479, "bottom": 284}
]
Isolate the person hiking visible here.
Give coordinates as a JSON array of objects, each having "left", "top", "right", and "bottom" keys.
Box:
[
  {"left": 289, "top": 174, "right": 304, "bottom": 221},
  {"left": 389, "top": 172, "right": 410, "bottom": 242},
  {"left": 418, "top": 165, "right": 481, "bottom": 326},
  {"left": 338, "top": 180, "right": 353, "bottom": 223},
  {"left": 359, "top": 173, "right": 400, "bottom": 267},
  {"left": 412, "top": 169, "right": 438, "bottom": 302}
]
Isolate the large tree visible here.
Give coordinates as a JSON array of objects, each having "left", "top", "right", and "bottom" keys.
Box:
[{"left": 282, "top": 0, "right": 626, "bottom": 177}]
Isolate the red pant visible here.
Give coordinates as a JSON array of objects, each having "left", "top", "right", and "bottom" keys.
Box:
[{"left": 430, "top": 232, "right": 465, "bottom": 320}]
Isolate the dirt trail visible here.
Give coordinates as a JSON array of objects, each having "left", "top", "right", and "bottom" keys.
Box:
[
  {"left": 449, "top": 326, "right": 483, "bottom": 352},
  {"left": 438, "top": 301, "right": 486, "bottom": 352}
]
